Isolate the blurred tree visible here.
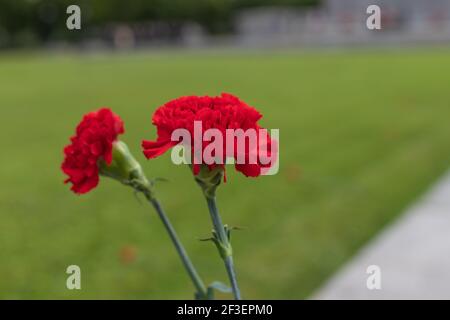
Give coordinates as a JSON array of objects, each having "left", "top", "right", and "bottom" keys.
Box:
[{"left": 0, "top": 0, "right": 319, "bottom": 47}]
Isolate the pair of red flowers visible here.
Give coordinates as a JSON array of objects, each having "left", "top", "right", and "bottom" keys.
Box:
[{"left": 62, "top": 93, "right": 274, "bottom": 194}]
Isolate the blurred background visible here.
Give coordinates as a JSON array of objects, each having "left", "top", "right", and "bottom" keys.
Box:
[
  {"left": 3, "top": 0, "right": 450, "bottom": 49},
  {"left": 1, "top": 0, "right": 450, "bottom": 299}
]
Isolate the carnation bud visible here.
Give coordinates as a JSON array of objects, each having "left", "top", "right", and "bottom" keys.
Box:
[
  {"left": 192, "top": 165, "right": 224, "bottom": 198},
  {"left": 99, "top": 141, "right": 152, "bottom": 197}
]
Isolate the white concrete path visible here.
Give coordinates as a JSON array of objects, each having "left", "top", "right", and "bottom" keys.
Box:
[{"left": 313, "top": 171, "right": 450, "bottom": 300}]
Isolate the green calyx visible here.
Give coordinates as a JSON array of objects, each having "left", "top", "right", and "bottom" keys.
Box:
[
  {"left": 99, "top": 140, "right": 153, "bottom": 198},
  {"left": 192, "top": 165, "right": 224, "bottom": 199}
]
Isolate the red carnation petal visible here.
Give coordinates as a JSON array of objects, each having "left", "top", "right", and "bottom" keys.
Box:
[
  {"left": 61, "top": 108, "right": 124, "bottom": 194},
  {"left": 141, "top": 93, "right": 273, "bottom": 181},
  {"left": 235, "top": 163, "right": 261, "bottom": 177},
  {"left": 142, "top": 139, "right": 178, "bottom": 159},
  {"left": 192, "top": 163, "right": 201, "bottom": 175},
  {"left": 72, "top": 174, "right": 99, "bottom": 194},
  {"left": 90, "top": 141, "right": 103, "bottom": 156}
]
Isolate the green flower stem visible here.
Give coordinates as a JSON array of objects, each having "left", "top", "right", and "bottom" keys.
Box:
[
  {"left": 146, "top": 195, "right": 208, "bottom": 299},
  {"left": 224, "top": 255, "right": 240, "bottom": 300},
  {"left": 100, "top": 141, "right": 208, "bottom": 299},
  {"left": 206, "top": 196, "right": 242, "bottom": 300}
]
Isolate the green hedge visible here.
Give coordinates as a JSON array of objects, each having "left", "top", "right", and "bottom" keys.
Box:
[{"left": 0, "top": 0, "right": 319, "bottom": 46}]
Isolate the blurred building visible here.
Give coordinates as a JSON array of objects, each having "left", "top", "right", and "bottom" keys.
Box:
[
  {"left": 27, "top": 0, "right": 450, "bottom": 50},
  {"left": 234, "top": 0, "right": 450, "bottom": 47}
]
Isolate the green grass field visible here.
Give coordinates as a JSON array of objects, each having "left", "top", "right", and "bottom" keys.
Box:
[{"left": 1, "top": 48, "right": 450, "bottom": 299}]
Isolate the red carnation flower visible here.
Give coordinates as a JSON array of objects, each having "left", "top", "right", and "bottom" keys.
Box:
[
  {"left": 142, "top": 93, "right": 275, "bottom": 179},
  {"left": 62, "top": 108, "right": 124, "bottom": 194}
]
